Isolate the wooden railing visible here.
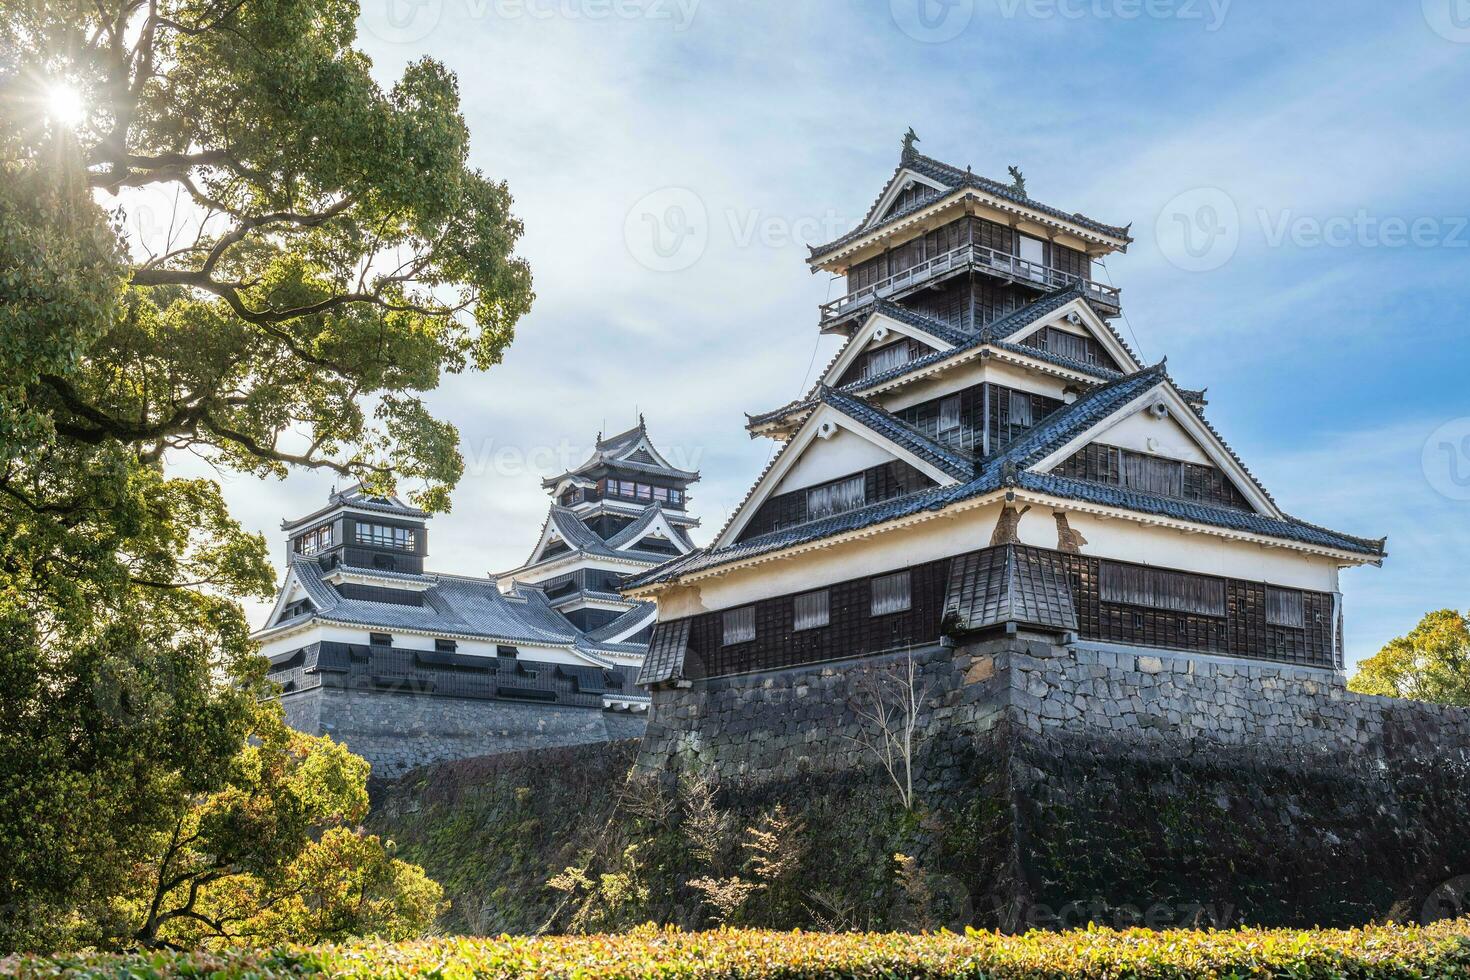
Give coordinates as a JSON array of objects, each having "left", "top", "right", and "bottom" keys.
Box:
[{"left": 819, "top": 242, "right": 1121, "bottom": 328}]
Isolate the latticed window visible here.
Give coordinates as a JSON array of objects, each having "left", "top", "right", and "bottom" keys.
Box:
[
  {"left": 355, "top": 522, "right": 416, "bottom": 550},
  {"left": 1122, "top": 453, "right": 1185, "bottom": 497},
  {"left": 295, "top": 523, "right": 333, "bottom": 555},
  {"left": 807, "top": 475, "right": 866, "bottom": 521},
  {"left": 863, "top": 342, "right": 910, "bottom": 379},
  {"left": 1100, "top": 562, "right": 1226, "bottom": 617},
  {"left": 1266, "top": 586, "right": 1305, "bottom": 628},
  {"left": 1009, "top": 390, "right": 1034, "bottom": 428},
  {"left": 722, "top": 606, "right": 756, "bottom": 645},
  {"left": 938, "top": 394, "right": 961, "bottom": 433},
  {"left": 871, "top": 571, "right": 912, "bottom": 616},
  {"left": 793, "top": 590, "right": 830, "bottom": 631}
]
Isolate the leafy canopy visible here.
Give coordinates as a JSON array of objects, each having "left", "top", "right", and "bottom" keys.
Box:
[
  {"left": 0, "top": 0, "right": 529, "bottom": 950},
  {"left": 1349, "top": 609, "right": 1470, "bottom": 706}
]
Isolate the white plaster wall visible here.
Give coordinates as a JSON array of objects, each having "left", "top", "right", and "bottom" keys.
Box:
[
  {"left": 1090, "top": 408, "right": 1213, "bottom": 465},
  {"left": 775, "top": 428, "right": 896, "bottom": 494},
  {"left": 651, "top": 499, "right": 1344, "bottom": 619},
  {"left": 881, "top": 357, "right": 1070, "bottom": 412},
  {"left": 256, "top": 621, "right": 585, "bottom": 665}
]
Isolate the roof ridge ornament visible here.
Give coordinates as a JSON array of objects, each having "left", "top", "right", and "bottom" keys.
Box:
[
  {"left": 1007, "top": 165, "right": 1027, "bottom": 198},
  {"left": 901, "top": 127, "right": 920, "bottom": 163}
]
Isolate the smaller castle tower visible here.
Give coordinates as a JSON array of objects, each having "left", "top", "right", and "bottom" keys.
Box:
[{"left": 501, "top": 417, "right": 701, "bottom": 645}]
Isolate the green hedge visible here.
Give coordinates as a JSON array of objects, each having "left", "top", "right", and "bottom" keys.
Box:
[{"left": 7, "top": 922, "right": 1470, "bottom": 979}]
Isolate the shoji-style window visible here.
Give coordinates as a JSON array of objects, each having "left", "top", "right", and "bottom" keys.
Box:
[
  {"left": 1100, "top": 562, "right": 1226, "bottom": 617},
  {"left": 722, "top": 606, "right": 756, "bottom": 645},
  {"left": 863, "top": 342, "right": 911, "bottom": 379},
  {"left": 871, "top": 571, "right": 913, "bottom": 616},
  {"left": 793, "top": 590, "right": 830, "bottom": 631},
  {"left": 939, "top": 394, "right": 962, "bottom": 433},
  {"left": 807, "top": 475, "right": 866, "bottom": 521},
  {"left": 1265, "top": 586, "right": 1306, "bottom": 628}
]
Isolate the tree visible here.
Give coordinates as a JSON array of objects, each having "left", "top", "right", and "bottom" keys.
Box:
[
  {"left": 1349, "top": 609, "right": 1470, "bottom": 706},
  {"left": 843, "top": 651, "right": 931, "bottom": 810},
  {"left": 0, "top": 0, "right": 530, "bottom": 949},
  {"left": 126, "top": 703, "right": 444, "bottom": 950}
]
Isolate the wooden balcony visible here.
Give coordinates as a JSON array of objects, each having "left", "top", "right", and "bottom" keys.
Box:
[{"left": 818, "top": 242, "right": 1121, "bottom": 329}]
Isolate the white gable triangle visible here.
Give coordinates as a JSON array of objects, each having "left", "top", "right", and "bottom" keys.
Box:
[
  {"left": 865, "top": 169, "right": 950, "bottom": 229},
  {"left": 264, "top": 568, "right": 318, "bottom": 627},
  {"left": 614, "top": 507, "right": 694, "bottom": 556},
  {"left": 717, "top": 402, "right": 961, "bottom": 548},
  {"left": 822, "top": 309, "right": 952, "bottom": 387},
  {"left": 1030, "top": 381, "right": 1282, "bottom": 518},
  {"left": 1000, "top": 297, "right": 1140, "bottom": 374}
]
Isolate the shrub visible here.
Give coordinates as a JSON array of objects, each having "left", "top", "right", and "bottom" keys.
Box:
[{"left": 5, "top": 921, "right": 1470, "bottom": 979}]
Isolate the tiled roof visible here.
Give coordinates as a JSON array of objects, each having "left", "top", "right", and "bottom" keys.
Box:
[
  {"left": 285, "top": 557, "right": 585, "bottom": 646},
  {"left": 810, "top": 147, "right": 1132, "bottom": 261},
  {"left": 545, "top": 417, "right": 699, "bottom": 487},
  {"left": 746, "top": 285, "right": 1125, "bottom": 433},
  {"left": 870, "top": 300, "right": 972, "bottom": 346},
  {"left": 582, "top": 603, "right": 655, "bottom": 643},
  {"left": 819, "top": 387, "right": 975, "bottom": 481},
  {"left": 548, "top": 506, "right": 619, "bottom": 557},
  {"left": 281, "top": 484, "right": 428, "bottom": 532},
  {"left": 628, "top": 366, "right": 1384, "bottom": 589},
  {"left": 605, "top": 503, "right": 696, "bottom": 552}
]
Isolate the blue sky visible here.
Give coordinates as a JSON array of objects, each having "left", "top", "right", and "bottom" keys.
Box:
[{"left": 203, "top": 0, "right": 1470, "bottom": 667}]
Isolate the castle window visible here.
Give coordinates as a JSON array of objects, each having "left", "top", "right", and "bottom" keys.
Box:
[
  {"left": 435, "top": 638, "right": 457, "bottom": 653},
  {"left": 1008, "top": 390, "right": 1034, "bottom": 428},
  {"left": 793, "top": 590, "right": 830, "bottom": 631},
  {"left": 939, "top": 395, "right": 961, "bottom": 433},
  {"left": 871, "top": 571, "right": 912, "bottom": 616},
  {"left": 356, "top": 522, "right": 417, "bottom": 550},
  {"left": 369, "top": 632, "right": 393, "bottom": 646},
  {"left": 295, "top": 523, "right": 333, "bottom": 555},
  {"left": 1122, "top": 453, "right": 1185, "bottom": 498},
  {"left": 863, "top": 342, "right": 911, "bottom": 379},
  {"left": 1100, "top": 562, "right": 1226, "bottom": 618},
  {"left": 722, "top": 606, "right": 756, "bottom": 645},
  {"left": 807, "top": 475, "right": 866, "bottom": 521},
  {"left": 1266, "top": 586, "right": 1305, "bottom": 628},
  {"left": 497, "top": 645, "right": 519, "bottom": 659}
]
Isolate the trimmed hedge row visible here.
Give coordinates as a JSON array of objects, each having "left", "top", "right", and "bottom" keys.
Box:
[{"left": 6, "top": 922, "right": 1470, "bottom": 979}]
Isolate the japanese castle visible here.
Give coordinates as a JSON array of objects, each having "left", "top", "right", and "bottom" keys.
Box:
[
  {"left": 627, "top": 132, "right": 1386, "bottom": 686},
  {"left": 254, "top": 420, "right": 700, "bottom": 773}
]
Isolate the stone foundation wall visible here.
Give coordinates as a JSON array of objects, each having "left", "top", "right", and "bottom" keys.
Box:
[
  {"left": 634, "top": 635, "right": 1470, "bottom": 927},
  {"left": 282, "top": 687, "right": 647, "bottom": 778},
  {"left": 640, "top": 636, "right": 1470, "bottom": 779}
]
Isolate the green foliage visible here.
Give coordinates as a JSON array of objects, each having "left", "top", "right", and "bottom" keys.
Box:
[
  {"left": 119, "top": 704, "right": 443, "bottom": 949},
  {"left": 0, "top": 0, "right": 526, "bottom": 950},
  {"left": 6, "top": 921, "right": 1470, "bottom": 979},
  {"left": 1350, "top": 609, "right": 1470, "bottom": 705}
]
